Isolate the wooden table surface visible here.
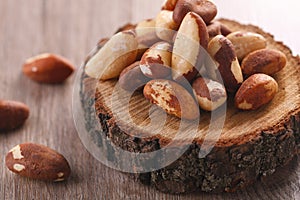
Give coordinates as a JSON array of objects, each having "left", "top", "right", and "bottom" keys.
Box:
[{"left": 0, "top": 0, "right": 299, "bottom": 199}]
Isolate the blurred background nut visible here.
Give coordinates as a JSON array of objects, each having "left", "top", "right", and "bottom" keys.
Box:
[
  {"left": 172, "top": 12, "right": 209, "bottom": 83},
  {"left": 0, "top": 100, "right": 29, "bottom": 132},
  {"left": 23, "top": 53, "right": 75, "bottom": 84},
  {"left": 140, "top": 42, "right": 172, "bottom": 79},
  {"left": 207, "top": 35, "right": 243, "bottom": 93},
  {"left": 226, "top": 31, "right": 267, "bottom": 61},
  {"left": 85, "top": 31, "right": 138, "bottom": 80},
  {"left": 143, "top": 79, "right": 199, "bottom": 120},
  {"left": 241, "top": 49, "right": 287, "bottom": 76},
  {"left": 235, "top": 73, "right": 278, "bottom": 110},
  {"left": 155, "top": 10, "right": 179, "bottom": 43},
  {"left": 119, "top": 61, "right": 150, "bottom": 92},
  {"left": 192, "top": 77, "right": 227, "bottom": 111},
  {"left": 173, "top": 0, "right": 218, "bottom": 24},
  {"left": 5, "top": 143, "right": 71, "bottom": 182}
]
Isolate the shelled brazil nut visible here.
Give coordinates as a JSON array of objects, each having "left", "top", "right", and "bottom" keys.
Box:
[
  {"left": 172, "top": 11, "right": 209, "bottom": 83},
  {"left": 143, "top": 79, "right": 199, "bottom": 120},
  {"left": 135, "top": 18, "right": 160, "bottom": 59},
  {"left": 0, "top": 100, "right": 30, "bottom": 131},
  {"left": 192, "top": 77, "right": 227, "bottom": 111},
  {"left": 226, "top": 31, "right": 267, "bottom": 61},
  {"left": 207, "top": 35, "right": 243, "bottom": 93},
  {"left": 23, "top": 53, "right": 75, "bottom": 84},
  {"left": 173, "top": 0, "right": 218, "bottom": 24},
  {"left": 140, "top": 42, "right": 172, "bottom": 79},
  {"left": 207, "top": 21, "right": 232, "bottom": 40},
  {"left": 119, "top": 61, "right": 150, "bottom": 92},
  {"left": 6, "top": 143, "right": 71, "bottom": 182},
  {"left": 241, "top": 49, "right": 287, "bottom": 76},
  {"left": 235, "top": 73, "right": 278, "bottom": 110},
  {"left": 155, "top": 10, "right": 179, "bottom": 43},
  {"left": 85, "top": 31, "right": 138, "bottom": 80},
  {"left": 207, "top": 21, "right": 222, "bottom": 39}
]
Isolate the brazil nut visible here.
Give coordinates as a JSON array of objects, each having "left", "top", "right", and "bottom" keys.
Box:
[
  {"left": 192, "top": 77, "right": 227, "bottom": 111},
  {"left": 235, "top": 73, "right": 278, "bottom": 110},
  {"left": 140, "top": 42, "right": 172, "bottom": 79},
  {"left": 172, "top": 12, "right": 209, "bottom": 83},
  {"left": 207, "top": 35, "right": 243, "bottom": 93},
  {"left": 226, "top": 31, "right": 267, "bottom": 61},
  {"left": 241, "top": 49, "right": 287, "bottom": 76}
]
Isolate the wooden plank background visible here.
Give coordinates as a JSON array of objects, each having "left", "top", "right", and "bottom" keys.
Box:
[{"left": 0, "top": 0, "right": 299, "bottom": 199}]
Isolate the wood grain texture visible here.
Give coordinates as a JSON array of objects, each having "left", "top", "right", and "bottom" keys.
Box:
[{"left": 0, "top": 0, "right": 299, "bottom": 199}]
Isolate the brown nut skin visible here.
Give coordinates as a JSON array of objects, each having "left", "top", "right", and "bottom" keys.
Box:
[
  {"left": 235, "top": 73, "right": 278, "bottom": 110},
  {"left": 207, "top": 21, "right": 232, "bottom": 39},
  {"left": 207, "top": 21, "right": 222, "bottom": 39},
  {"left": 140, "top": 42, "right": 172, "bottom": 79},
  {"left": 192, "top": 77, "right": 227, "bottom": 111},
  {"left": 5, "top": 143, "right": 71, "bottom": 182},
  {"left": 162, "top": 0, "right": 178, "bottom": 10},
  {"left": 144, "top": 79, "right": 199, "bottom": 120},
  {"left": 226, "top": 31, "right": 267, "bottom": 61},
  {"left": 241, "top": 49, "right": 287, "bottom": 76},
  {"left": 0, "top": 100, "right": 29, "bottom": 131},
  {"left": 23, "top": 53, "right": 75, "bottom": 84},
  {"left": 220, "top": 23, "right": 232, "bottom": 36},
  {"left": 172, "top": 12, "right": 209, "bottom": 84},
  {"left": 207, "top": 35, "right": 244, "bottom": 93},
  {"left": 119, "top": 61, "right": 150, "bottom": 92},
  {"left": 173, "top": 0, "right": 217, "bottom": 24}
]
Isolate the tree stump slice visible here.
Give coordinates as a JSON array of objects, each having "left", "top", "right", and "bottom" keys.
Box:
[{"left": 80, "top": 19, "right": 300, "bottom": 193}]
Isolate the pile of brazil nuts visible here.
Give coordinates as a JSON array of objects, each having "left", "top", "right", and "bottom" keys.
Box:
[{"left": 85, "top": 0, "right": 287, "bottom": 120}]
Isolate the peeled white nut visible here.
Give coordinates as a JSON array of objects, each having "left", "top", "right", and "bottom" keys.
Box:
[
  {"left": 172, "top": 12, "right": 209, "bottom": 83},
  {"left": 226, "top": 31, "right": 267, "bottom": 61},
  {"left": 192, "top": 77, "right": 227, "bottom": 111},
  {"left": 207, "top": 35, "right": 243, "bottom": 93},
  {"left": 156, "top": 10, "right": 179, "bottom": 43},
  {"left": 140, "top": 42, "right": 172, "bottom": 79},
  {"left": 85, "top": 31, "right": 138, "bottom": 80}
]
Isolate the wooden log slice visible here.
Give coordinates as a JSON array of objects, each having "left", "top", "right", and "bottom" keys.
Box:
[{"left": 79, "top": 19, "right": 300, "bottom": 193}]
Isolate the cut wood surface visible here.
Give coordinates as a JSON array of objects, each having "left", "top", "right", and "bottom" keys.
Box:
[
  {"left": 0, "top": 0, "right": 299, "bottom": 199},
  {"left": 89, "top": 19, "right": 300, "bottom": 194}
]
